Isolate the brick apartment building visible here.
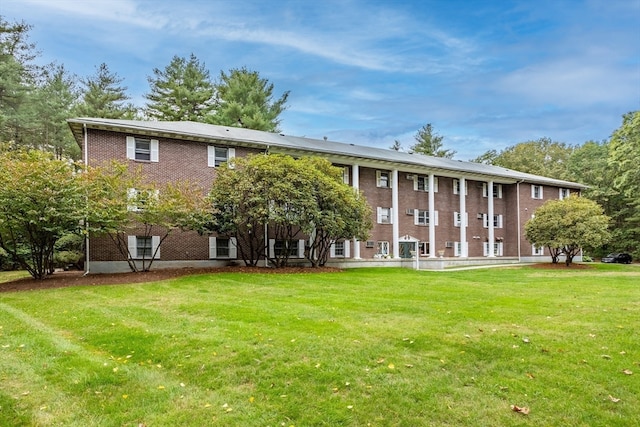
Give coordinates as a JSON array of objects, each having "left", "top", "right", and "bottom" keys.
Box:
[{"left": 68, "top": 118, "right": 584, "bottom": 273}]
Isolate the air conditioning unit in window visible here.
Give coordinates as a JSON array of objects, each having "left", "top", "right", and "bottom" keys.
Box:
[
  {"left": 477, "top": 213, "right": 484, "bottom": 219},
  {"left": 406, "top": 209, "right": 414, "bottom": 215},
  {"left": 445, "top": 241, "right": 454, "bottom": 248},
  {"left": 406, "top": 174, "right": 415, "bottom": 180},
  {"left": 365, "top": 241, "right": 375, "bottom": 248}
]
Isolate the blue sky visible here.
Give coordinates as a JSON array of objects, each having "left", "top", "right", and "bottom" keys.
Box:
[{"left": 2, "top": 0, "right": 639, "bottom": 159}]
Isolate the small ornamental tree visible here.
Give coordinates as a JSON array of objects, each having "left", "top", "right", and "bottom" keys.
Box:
[
  {"left": 525, "top": 196, "right": 611, "bottom": 266},
  {"left": 86, "top": 162, "right": 207, "bottom": 272},
  {"left": 206, "top": 154, "right": 315, "bottom": 267},
  {"left": 206, "top": 154, "right": 372, "bottom": 267},
  {"left": 300, "top": 157, "right": 372, "bottom": 267},
  {"left": 0, "top": 147, "right": 86, "bottom": 279}
]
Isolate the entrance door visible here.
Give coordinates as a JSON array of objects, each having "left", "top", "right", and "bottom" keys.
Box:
[{"left": 399, "top": 241, "right": 416, "bottom": 259}]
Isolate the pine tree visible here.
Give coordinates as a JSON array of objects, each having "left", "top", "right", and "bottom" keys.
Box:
[
  {"left": 209, "top": 67, "right": 289, "bottom": 132},
  {"left": 75, "top": 63, "right": 136, "bottom": 119},
  {"left": 144, "top": 54, "right": 215, "bottom": 121},
  {"left": 410, "top": 123, "right": 456, "bottom": 158}
]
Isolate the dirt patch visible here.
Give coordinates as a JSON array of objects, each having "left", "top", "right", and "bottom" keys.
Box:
[
  {"left": 528, "top": 262, "right": 594, "bottom": 270},
  {"left": 0, "top": 266, "right": 342, "bottom": 293}
]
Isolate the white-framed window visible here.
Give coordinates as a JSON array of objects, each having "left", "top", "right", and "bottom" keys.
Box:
[
  {"left": 532, "top": 185, "right": 543, "bottom": 199},
  {"left": 377, "top": 207, "right": 393, "bottom": 224},
  {"left": 126, "top": 136, "right": 159, "bottom": 162},
  {"left": 418, "top": 242, "right": 429, "bottom": 256},
  {"left": 342, "top": 167, "right": 350, "bottom": 185},
  {"left": 532, "top": 245, "right": 544, "bottom": 256},
  {"left": 453, "top": 179, "right": 467, "bottom": 195},
  {"left": 376, "top": 170, "right": 391, "bottom": 188},
  {"left": 208, "top": 146, "right": 235, "bottom": 168},
  {"left": 483, "top": 242, "right": 504, "bottom": 256},
  {"left": 209, "top": 237, "right": 237, "bottom": 259},
  {"left": 454, "top": 212, "right": 468, "bottom": 227},
  {"left": 330, "top": 240, "right": 351, "bottom": 258},
  {"left": 559, "top": 188, "right": 570, "bottom": 200},
  {"left": 483, "top": 183, "right": 503, "bottom": 198},
  {"left": 127, "top": 188, "right": 159, "bottom": 212},
  {"left": 454, "top": 241, "right": 463, "bottom": 257},
  {"left": 482, "top": 214, "right": 503, "bottom": 228},
  {"left": 127, "top": 235, "right": 160, "bottom": 259},
  {"left": 414, "top": 209, "right": 438, "bottom": 226},
  {"left": 269, "top": 239, "right": 305, "bottom": 258},
  {"left": 413, "top": 175, "right": 438, "bottom": 192},
  {"left": 377, "top": 241, "right": 390, "bottom": 256}
]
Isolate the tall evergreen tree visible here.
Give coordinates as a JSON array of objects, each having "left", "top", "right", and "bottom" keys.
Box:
[
  {"left": 410, "top": 123, "right": 456, "bottom": 158},
  {"left": 75, "top": 63, "right": 136, "bottom": 119},
  {"left": 32, "top": 64, "right": 79, "bottom": 159},
  {"left": 0, "top": 17, "right": 38, "bottom": 144},
  {"left": 209, "top": 67, "right": 289, "bottom": 132},
  {"left": 144, "top": 54, "right": 215, "bottom": 121}
]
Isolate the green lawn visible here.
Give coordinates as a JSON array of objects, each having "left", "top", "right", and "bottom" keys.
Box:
[{"left": 0, "top": 265, "right": 638, "bottom": 426}]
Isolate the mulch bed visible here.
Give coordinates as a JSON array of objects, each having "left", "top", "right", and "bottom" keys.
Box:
[
  {"left": 0, "top": 266, "right": 342, "bottom": 293},
  {"left": 0, "top": 262, "right": 595, "bottom": 293}
]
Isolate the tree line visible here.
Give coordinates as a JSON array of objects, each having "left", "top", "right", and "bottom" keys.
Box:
[
  {"left": 0, "top": 17, "right": 289, "bottom": 160},
  {"left": 0, "top": 147, "right": 371, "bottom": 279},
  {"left": 471, "top": 112, "right": 640, "bottom": 260}
]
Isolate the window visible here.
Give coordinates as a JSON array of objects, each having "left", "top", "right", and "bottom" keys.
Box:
[
  {"left": 454, "top": 212, "right": 468, "bottom": 227},
  {"left": 377, "top": 241, "right": 390, "bottom": 256},
  {"left": 208, "top": 146, "right": 236, "bottom": 168},
  {"left": 413, "top": 176, "right": 438, "bottom": 192},
  {"left": 126, "top": 136, "right": 158, "bottom": 162},
  {"left": 376, "top": 170, "right": 391, "bottom": 188},
  {"left": 342, "top": 167, "right": 350, "bottom": 185},
  {"left": 418, "top": 242, "right": 429, "bottom": 256},
  {"left": 377, "top": 207, "right": 393, "bottom": 224},
  {"left": 269, "top": 239, "right": 305, "bottom": 258},
  {"left": 559, "top": 188, "right": 570, "bottom": 200},
  {"left": 127, "top": 235, "right": 160, "bottom": 259},
  {"left": 127, "top": 188, "right": 159, "bottom": 212},
  {"left": 454, "top": 241, "right": 463, "bottom": 257},
  {"left": 330, "top": 240, "right": 351, "bottom": 258},
  {"left": 484, "top": 242, "right": 504, "bottom": 256},
  {"left": 414, "top": 209, "right": 438, "bottom": 226},
  {"left": 209, "top": 237, "right": 237, "bottom": 259},
  {"left": 483, "top": 183, "right": 503, "bottom": 198},
  {"left": 532, "top": 185, "right": 543, "bottom": 199},
  {"left": 532, "top": 245, "right": 544, "bottom": 256},
  {"left": 482, "top": 214, "right": 503, "bottom": 228},
  {"left": 453, "top": 179, "right": 467, "bottom": 195}
]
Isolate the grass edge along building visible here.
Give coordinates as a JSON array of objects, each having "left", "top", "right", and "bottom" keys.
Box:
[{"left": 68, "top": 118, "right": 585, "bottom": 273}]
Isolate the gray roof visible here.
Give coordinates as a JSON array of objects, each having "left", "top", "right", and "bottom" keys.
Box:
[{"left": 68, "top": 117, "right": 585, "bottom": 189}]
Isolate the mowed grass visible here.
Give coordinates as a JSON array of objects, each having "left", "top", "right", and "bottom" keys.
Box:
[{"left": 0, "top": 265, "right": 638, "bottom": 426}]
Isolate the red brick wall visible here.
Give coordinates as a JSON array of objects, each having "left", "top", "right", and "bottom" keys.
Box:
[{"left": 85, "top": 128, "right": 571, "bottom": 263}]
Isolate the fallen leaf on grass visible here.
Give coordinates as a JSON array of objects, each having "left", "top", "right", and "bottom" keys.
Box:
[
  {"left": 526, "top": 372, "right": 535, "bottom": 379},
  {"left": 608, "top": 395, "right": 620, "bottom": 403},
  {"left": 511, "top": 405, "right": 530, "bottom": 415},
  {"left": 622, "top": 369, "right": 633, "bottom": 375}
]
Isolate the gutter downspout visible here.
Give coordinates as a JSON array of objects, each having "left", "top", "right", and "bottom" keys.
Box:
[
  {"left": 516, "top": 180, "right": 523, "bottom": 262},
  {"left": 83, "top": 123, "right": 90, "bottom": 276}
]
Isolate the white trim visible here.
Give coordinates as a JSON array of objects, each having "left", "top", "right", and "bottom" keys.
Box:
[
  {"left": 128, "top": 235, "right": 137, "bottom": 258},
  {"left": 152, "top": 235, "right": 160, "bottom": 258},
  {"left": 150, "top": 139, "right": 159, "bottom": 162},
  {"left": 126, "top": 136, "right": 135, "bottom": 159}
]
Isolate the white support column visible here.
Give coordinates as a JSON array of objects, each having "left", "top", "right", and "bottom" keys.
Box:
[
  {"left": 428, "top": 173, "right": 436, "bottom": 258},
  {"left": 392, "top": 169, "right": 400, "bottom": 258},
  {"left": 459, "top": 177, "right": 468, "bottom": 257},
  {"left": 352, "top": 164, "right": 361, "bottom": 259},
  {"left": 487, "top": 180, "right": 495, "bottom": 257}
]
